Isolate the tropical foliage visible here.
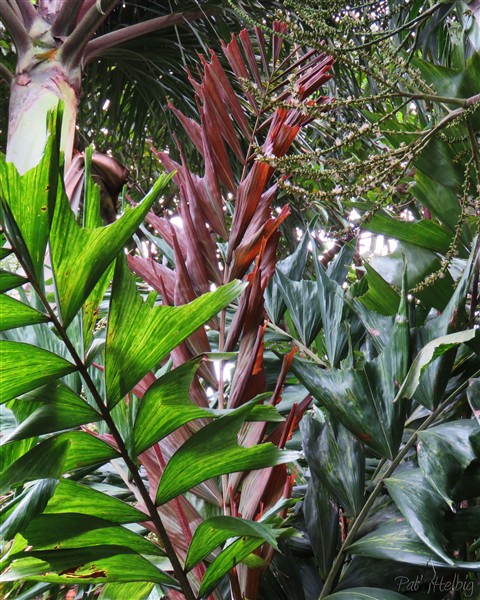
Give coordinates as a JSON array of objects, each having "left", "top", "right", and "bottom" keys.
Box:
[{"left": 1, "top": 1, "right": 479, "bottom": 600}]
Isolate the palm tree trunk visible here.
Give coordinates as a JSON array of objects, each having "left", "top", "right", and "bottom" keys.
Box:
[{"left": 7, "top": 57, "right": 81, "bottom": 174}]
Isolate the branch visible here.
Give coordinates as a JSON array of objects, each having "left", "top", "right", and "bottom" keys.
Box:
[
  {"left": 12, "top": 0, "right": 37, "bottom": 29},
  {"left": 58, "top": 0, "right": 119, "bottom": 69},
  {"left": 51, "top": 0, "right": 86, "bottom": 37},
  {"left": 84, "top": 9, "right": 211, "bottom": 63},
  {"left": 0, "top": 62, "right": 13, "bottom": 85},
  {"left": 0, "top": 1, "right": 31, "bottom": 56}
]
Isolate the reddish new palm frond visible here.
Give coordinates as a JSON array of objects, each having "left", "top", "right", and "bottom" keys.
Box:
[{"left": 126, "top": 25, "right": 333, "bottom": 599}]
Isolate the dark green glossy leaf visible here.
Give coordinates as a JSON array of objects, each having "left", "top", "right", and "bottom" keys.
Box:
[
  {"left": 0, "top": 294, "right": 49, "bottom": 330},
  {"left": 0, "top": 341, "right": 76, "bottom": 404},
  {"left": 358, "top": 263, "right": 400, "bottom": 316},
  {"left": 468, "top": 378, "right": 480, "bottom": 424},
  {"left": 385, "top": 469, "right": 453, "bottom": 564},
  {"left": 370, "top": 242, "right": 454, "bottom": 311},
  {"left": 265, "top": 232, "right": 310, "bottom": 323},
  {"left": 20, "top": 514, "right": 164, "bottom": 556},
  {"left": 364, "top": 213, "right": 453, "bottom": 254},
  {"left": 292, "top": 290, "right": 409, "bottom": 459},
  {"left": 417, "top": 420, "right": 480, "bottom": 509},
  {"left": 412, "top": 172, "right": 466, "bottom": 238},
  {"left": 0, "top": 112, "right": 60, "bottom": 280},
  {"left": 185, "top": 516, "right": 280, "bottom": 571},
  {"left": 5, "top": 382, "right": 101, "bottom": 442},
  {"left": 395, "top": 330, "right": 476, "bottom": 403},
  {"left": 348, "top": 520, "right": 480, "bottom": 571},
  {"left": 324, "top": 586, "right": 410, "bottom": 599},
  {"left": 156, "top": 400, "right": 299, "bottom": 505},
  {"left": 303, "top": 473, "right": 339, "bottom": 579},
  {"left": 1, "top": 479, "right": 59, "bottom": 540},
  {"left": 276, "top": 271, "right": 322, "bottom": 347},
  {"left": 50, "top": 173, "right": 173, "bottom": 327},
  {"left": 412, "top": 253, "right": 474, "bottom": 409},
  {"left": 43, "top": 479, "right": 148, "bottom": 523},
  {"left": 133, "top": 359, "right": 211, "bottom": 454},
  {"left": 338, "top": 556, "right": 429, "bottom": 596},
  {"left": 301, "top": 411, "right": 364, "bottom": 517},
  {"left": 326, "top": 243, "right": 355, "bottom": 285},
  {"left": 106, "top": 256, "right": 244, "bottom": 406},
  {"left": 0, "top": 432, "right": 118, "bottom": 493},
  {"left": 1, "top": 548, "right": 176, "bottom": 586},
  {"left": 314, "top": 255, "right": 349, "bottom": 367},
  {"left": 0, "top": 270, "right": 28, "bottom": 293}
]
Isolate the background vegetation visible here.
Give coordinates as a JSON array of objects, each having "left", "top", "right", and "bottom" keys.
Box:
[{"left": 1, "top": 1, "right": 479, "bottom": 599}]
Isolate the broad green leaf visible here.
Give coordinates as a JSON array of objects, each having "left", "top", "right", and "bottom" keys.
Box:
[
  {"left": 412, "top": 253, "right": 475, "bottom": 408},
  {"left": 292, "top": 289, "right": 409, "bottom": 459},
  {"left": 50, "top": 173, "right": 173, "bottom": 327},
  {"left": 363, "top": 213, "right": 453, "bottom": 254},
  {"left": 0, "top": 294, "right": 49, "bottom": 330},
  {"left": 265, "top": 232, "right": 310, "bottom": 323},
  {"left": 348, "top": 520, "right": 480, "bottom": 570},
  {"left": 156, "top": 400, "right": 298, "bottom": 505},
  {"left": 0, "top": 341, "right": 76, "bottom": 404},
  {"left": 326, "top": 243, "right": 355, "bottom": 285},
  {"left": 300, "top": 411, "right": 364, "bottom": 517},
  {"left": 370, "top": 242, "right": 455, "bottom": 311},
  {"left": 19, "top": 514, "right": 164, "bottom": 556},
  {"left": 198, "top": 536, "right": 268, "bottom": 598},
  {"left": 0, "top": 270, "right": 28, "bottom": 292},
  {"left": 412, "top": 172, "right": 466, "bottom": 237},
  {"left": 468, "top": 378, "right": 480, "bottom": 424},
  {"left": 185, "top": 516, "right": 280, "bottom": 571},
  {"left": 1, "top": 479, "right": 59, "bottom": 541},
  {"left": 1, "top": 549, "right": 176, "bottom": 586},
  {"left": 358, "top": 263, "right": 400, "bottom": 316},
  {"left": 0, "top": 112, "right": 61, "bottom": 280},
  {"left": 314, "top": 254, "right": 349, "bottom": 367},
  {"left": 43, "top": 479, "right": 148, "bottom": 523},
  {"left": 276, "top": 271, "right": 322, "bottom": 347},
  {"left": 99, "top": 582, "right": 156, "bottom": 600},
  {"left": 133, "top": 359, "right": 211, "bottom": 454},
  {"left": 417, "top": 420, "right": 480, "bottom": 509},
  {"left": 0, "top": 432, "right": 118, "bottom": 493},
  {"left": 394, "top": 330, "right": 476, "bottom": 403},
  {"left": 303, "top": 473, "right": 338, "bottom": 579},
  {"left": 106, "top": 256, "right": 244, "bottom": 406},
  {"left": 0, "top": 439, "right": 69, "bottom": 495},
  {"left": 5, "top": 382, "right": 101, "bottom": 441},
  {"left": 385, "top": 469, "right": 453, "bottom": 565},
  {"left": 324, "top": 587, "right": 410, "bottom": 599}
]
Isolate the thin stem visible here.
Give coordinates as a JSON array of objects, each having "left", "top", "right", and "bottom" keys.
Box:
[
  {"left": 84, "top": 9, "right": 211, "bottom": 64},
  {"left": 0, "top": 63, "right": 13, "bottom": 85},
  {"left": 267, "top": 321, "right": 327, "bottom": 367},
  {"left": 58, "top": 0, "right": 119, "bottom": 69},
  {"left": 12, "top": 0, "right": 37, "bottom": 29},
  {"left": 318, "top": 370, "right": 480, "bottom": 599},
  {"left": 51, "top": 0, "right": 86, "bottom": 37},
  {"left": 466, "top": 117, "right": 480, "bottom": 175},
  {"left": 0, "top": 1, "right": 31, "bottom": 55},
  {"left": 338, "top": 2, "right": 442, "bottom": 51},
  {"left": 367, "top": 457, "right": 387, "bottom": 491}
]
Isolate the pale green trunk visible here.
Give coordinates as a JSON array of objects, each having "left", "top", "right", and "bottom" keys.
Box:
[{"left": 7, "top": 56, "right": 80, "bottom": 174}]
